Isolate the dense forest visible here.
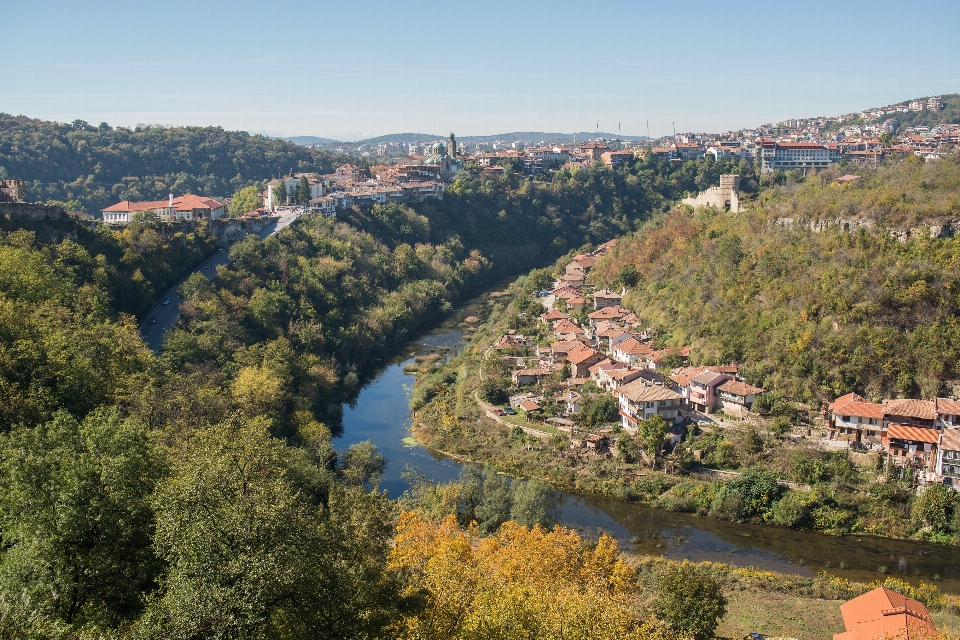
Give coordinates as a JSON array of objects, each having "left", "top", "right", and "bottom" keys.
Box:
[
  {"left": 590, "top": 157, "right": 960, "bottom": 402},
  {"left": 0, "top": 114, "right": 353, "bottom": 211}
]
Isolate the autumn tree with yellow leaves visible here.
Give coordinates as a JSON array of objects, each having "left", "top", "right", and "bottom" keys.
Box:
[{"left": 387, "top": 510, "right": 685, "bottom": 640}]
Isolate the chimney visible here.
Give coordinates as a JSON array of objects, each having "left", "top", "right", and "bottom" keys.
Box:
[{"left": 169, "top": 193, "right": 173, "bottom": 207}]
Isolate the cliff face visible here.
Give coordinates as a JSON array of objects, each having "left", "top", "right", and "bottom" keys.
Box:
[
  {"left": 209, "top": 216, "right": 277, "bottom": 245},
  {"left": 771, "top": 216, "right": 960, "bottom": 241}
]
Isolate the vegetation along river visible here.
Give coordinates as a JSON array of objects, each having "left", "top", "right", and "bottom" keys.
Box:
[{"left": 335, "top": 289, "right": 960, "bottom": 594}]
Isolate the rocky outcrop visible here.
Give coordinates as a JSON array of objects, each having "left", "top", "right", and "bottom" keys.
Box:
[
  {"left": 773, "top": 216, "right": 960, "bottom": 242},
  {"left": 209, "top": 216, "right": 278, "bottom": 245}
]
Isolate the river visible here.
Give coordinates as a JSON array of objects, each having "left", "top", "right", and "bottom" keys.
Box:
[{"left": 335, "top": 290, "right": 960, "bottom": 594}]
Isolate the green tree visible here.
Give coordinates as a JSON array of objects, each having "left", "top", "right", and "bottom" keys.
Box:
[
  {"left": 911, "top": 482, "right": 958, "bottom": 536},
  {"left": 577, "top": 393, "right": 618, "bottom": 428},
  {"left": 636, "top": 415, "right": 669, "bottom": 468},
  {"left": 654, "top": 560, "right": 727, "bottom": 640},
  {"left": 297, "top": 176, "right": 311, "bottom": 204},
  {"left": 510, "top": 478, "right": 561, "bottom": 529},
  {"left": 339, "top": 439, "right": 387, "bottom": 487},
  {"left": 140, "top": 417, "right": 401, "bottom": 639},
  {"left": 229, "top": 185, "right": 263, "bottom": 216},
  {"left": 0, "top": 409, "right": 163, "bottom": 634}
]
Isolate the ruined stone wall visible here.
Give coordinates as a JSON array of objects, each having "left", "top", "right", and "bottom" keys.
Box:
[
  {"left": 680, "top": 174, "right": 741, "bottom": 212},
  {"left": 0, "top": 202, "right": 66, "bottom": 221}
]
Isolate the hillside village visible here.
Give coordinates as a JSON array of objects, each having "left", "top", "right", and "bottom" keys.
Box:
[{"left": 485, "top": 237, "right": 960, "bottom": 492}]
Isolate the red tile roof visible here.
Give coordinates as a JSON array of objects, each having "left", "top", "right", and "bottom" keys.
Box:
[
  {"left": 884, "top": 399, "right": 936, "bottom": 421},
  {"left": 886, "top": 424, "right": 940, "bottom": 444},
  {"left": 936, "top": 397, "right": 960, "bottom": 416},
  {"left": 716, "top": 379, "right": 765, "bottom": 397},
  {"left": 830, "top": 393, "right": 885, "bottom": 420}
]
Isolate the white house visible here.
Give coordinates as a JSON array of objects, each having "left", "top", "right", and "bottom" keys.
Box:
[{"left": 616, "top": 380, "right": 682, "bottom": 431}]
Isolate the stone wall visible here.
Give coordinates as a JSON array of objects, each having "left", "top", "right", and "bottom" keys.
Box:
[{"left": 0, "top": 202, "right": 66, "bottom": 221}]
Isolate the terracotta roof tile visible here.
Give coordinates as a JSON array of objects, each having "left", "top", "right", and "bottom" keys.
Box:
[
  {"left": 886, "top": 424, "right": 939, "bottom": 444},
  {"left": 884, "top": 399, "right": 936, "bottom": 420},
  {"left": 716, "top": 379, "right": 765, "bottom": 397}
]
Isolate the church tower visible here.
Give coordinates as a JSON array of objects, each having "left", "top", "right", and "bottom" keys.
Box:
[{"left": 447, "top": 133, "right": 457, "bottom": 157}]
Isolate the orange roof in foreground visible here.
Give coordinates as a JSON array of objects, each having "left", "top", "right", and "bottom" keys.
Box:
[{"left": 834, "top": 587, "right": 938, "bottom": 640}]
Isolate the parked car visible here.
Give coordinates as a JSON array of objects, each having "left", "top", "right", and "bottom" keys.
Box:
[
  {"left": 162, "top": 297, "right": 171, "bottom": 305},
  {"left": 503, "top": 407, "right": 517, "bottom": 415},
  {"left": 148, "top": 316, "right": 158, "bottom": 324},
  {"left": 493, "top": 409, "right": 506, "bottom": 416}
]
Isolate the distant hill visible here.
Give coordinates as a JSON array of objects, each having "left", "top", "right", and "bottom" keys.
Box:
[
  {"left": 281, "top": 135, "right": 340, "bottom": 146},
  {"left": 457, "top": 132, "right": 649, "bottom": 145},
  {"left": 0, "top": 114, "right": 354, "bottom": 211},
  {"left": 340, "top": 131, "right": 649, "bottom": 147},
  {"left": 354, "top": 133, "right": 445, "bottom": 145}
]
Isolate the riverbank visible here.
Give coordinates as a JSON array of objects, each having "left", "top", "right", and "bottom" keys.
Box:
[{"left": 407, "top": 260, "right": 960, "bottom": 592}]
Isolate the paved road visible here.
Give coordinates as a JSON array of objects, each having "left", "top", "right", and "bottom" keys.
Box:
[{"left": 138, "top": 209, "right": 302, "bottom": 353}]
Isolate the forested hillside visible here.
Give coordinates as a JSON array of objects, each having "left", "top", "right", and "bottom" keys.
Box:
[
  {"left": 0, "top": 114, "right": 351, "bottom": 211},
  {"left": 590, "top": 156, "right": 960, "bottom": 402}
]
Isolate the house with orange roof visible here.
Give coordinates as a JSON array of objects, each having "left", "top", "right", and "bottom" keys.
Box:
[
  {"left": 566, "top": 346, "right": 605, "bottom": 378},
  {"left": 539, "top": 309, "right": 569, "bottom": 325},
  {"left": 833, "top": 586, "right": 938, "bottom": 640},
  {"left": 886, "top": 424, "right": 940, "bottom": 471},
  {"left": 616, "top": 380, "right": 683, "bottom": 430},
  {"left": 566, "top": 296, "right": 587, "bottom": 314},
  {"left": 935, "top": 397, "right": 960, "bottom": 429},
  {"left": 587, "top": 305, "right": 630, "bottom": 327},
  {"left": 101, "top": 193, "right": 226, "bottom": 225},
  {"left": 592, "top": 289, "right": 623, "bottom": 310},
  {"left": 553, "top": 319, "right": 586, "bottom": 340},
  {"left": 883, "top": 399, "right": 937, "bottom": 430},
  {"left": 828, "top": 392, "right": 886, "bottom": 445},
  {"left": 612, "top": 337, "right": 654, "bottom": 366},
  {"left": 716, "top": 379, "right": 766, "bottom": 416}
]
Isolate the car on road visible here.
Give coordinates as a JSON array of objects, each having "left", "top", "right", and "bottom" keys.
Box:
[
  {"left": 148, "top": 316, "right": 158, "bottom": 324},
  {"left": 162, "top": 297, "right": 171, "bottom": 305},
  {"left": 203, "top": 264, "right": 211, "bottom": 270}
]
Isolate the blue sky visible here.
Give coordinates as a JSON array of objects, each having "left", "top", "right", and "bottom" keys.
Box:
[{"left": 1, "top": 0, "right": 958, "bottom": 140}]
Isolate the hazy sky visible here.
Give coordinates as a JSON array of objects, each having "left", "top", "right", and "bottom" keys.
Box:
[{"left": 1, "top": 0, "right": 958, "bottom": 140}]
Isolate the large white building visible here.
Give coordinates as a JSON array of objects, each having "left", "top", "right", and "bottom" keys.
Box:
[
  {"left": 759, "top": 140, "right": 840, "bottom": 173},
  {"left": 101, "top": 194, "right": 225, "bottom": 225}
]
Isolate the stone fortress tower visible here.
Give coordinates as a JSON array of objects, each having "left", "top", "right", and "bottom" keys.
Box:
[{"left": 681, "top": 174, "right": 741, "bottom": 212}]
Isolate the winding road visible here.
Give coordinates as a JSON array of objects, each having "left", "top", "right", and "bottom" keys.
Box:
[{"left": 138, "top": 209, "right": 302, "bottom": 353}]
